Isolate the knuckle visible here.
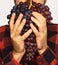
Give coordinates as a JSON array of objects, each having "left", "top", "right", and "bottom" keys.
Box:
[{"left": 16, "top": 19, "right": 19, "bottom": 22}]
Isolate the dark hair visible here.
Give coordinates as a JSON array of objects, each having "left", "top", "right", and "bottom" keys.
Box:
[{"left": 44, "top": 0, "right": 46, "bottom": 4}]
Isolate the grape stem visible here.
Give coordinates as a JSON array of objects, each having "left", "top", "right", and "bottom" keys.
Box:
[{"left": 29, "top": 0, "right": 32, "bottom": 9}]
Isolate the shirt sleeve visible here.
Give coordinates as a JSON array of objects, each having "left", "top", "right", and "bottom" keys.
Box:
[
  {"left": 36, "top": 23, "right": 58, "bottom": 65},
  {"left": 0, "top": 25, "right": 22, "bottom": 65},
  {"left": 36, "top": 47, "right": 58, "bottom": 65},
  {"left": 3, "top": 52, "right": 21, "bottom": 65},
  {"left": 0, "top": 52, "right": 21, "bottom": 65}
]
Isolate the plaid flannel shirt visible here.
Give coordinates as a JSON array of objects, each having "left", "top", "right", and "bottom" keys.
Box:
[{"left": 0, "top": 22, "right": 58, "bottom": 65}]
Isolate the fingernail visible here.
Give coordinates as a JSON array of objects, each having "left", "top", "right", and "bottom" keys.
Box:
[
  {"left": 23, "top": 18, "right": 26, "bottom": 22},
  {"left": 20, "top": 13, "right": 23, "bottom": 16},
  {"left": 32, "top": 12, "right": 34, "bottom": 14},
  {"left": 31, "top": 17, "right": 33, "bottom": 19},
  {"left": 12, "top": 13, "right": 15, "bottom": 16},
  {"left": 32, "top": 12, "right": 36, "bottom": 14},
  {"left": 30, "top": 23, "right": 32, "bottom": 26}
]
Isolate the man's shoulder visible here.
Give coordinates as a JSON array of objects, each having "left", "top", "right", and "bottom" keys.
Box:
[
  {"left": 0, "top": 25, "right": 13, "bottom": 57},
  {"left": 0, "top": 25, "right": 10, "bottom": 32},
  {"left": 47, "top": 22, "right": 58, "bottom": 51},
  {"left": 47, "top": 22, "right": 58, "bottom": 32},
  {"left": 0, "top": 25, "right": 10, "bottom": 41}
]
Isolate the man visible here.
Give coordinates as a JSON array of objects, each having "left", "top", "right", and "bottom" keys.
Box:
[{"left": 0, "top": 0, "right": 58, "bottom": 65}]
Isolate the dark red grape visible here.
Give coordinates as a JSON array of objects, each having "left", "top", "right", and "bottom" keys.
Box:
[
  {"left": 7, "top": 14, "right": 11, "bottom": 19},
  {"left": 11, "top": 9, "right": 16, "bottom": 13},
  {"left": 44, "top": 6, "right": 50, "bottom": 11},
  {"left": 35, "top": 3, "right": 42, "bottom": 8},
  {"left": 44, "top": 11, "right": 51, "bottom": 15}
]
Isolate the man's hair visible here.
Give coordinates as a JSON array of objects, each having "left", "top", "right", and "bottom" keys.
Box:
[{"left": 44, "top": 0, "right": 47, "bottom": 4}]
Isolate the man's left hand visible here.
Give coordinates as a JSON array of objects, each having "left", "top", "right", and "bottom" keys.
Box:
[{"left": 30, "top": 12, "right": 48, "bottom": 54}]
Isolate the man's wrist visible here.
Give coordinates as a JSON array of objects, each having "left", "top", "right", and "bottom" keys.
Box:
[
  {"left": 38, "top": 45, "right": 48, "bottom": 55},
  {"left": 12, "top": 49, "right": 26, "bottom": 63},
  {"left": 14, "top": 48, "right": 26, "bottom": 53}
]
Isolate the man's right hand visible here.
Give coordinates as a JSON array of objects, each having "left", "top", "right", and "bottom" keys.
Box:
[{"left": 9, "top": 13, "right": 32, "bottom": 62}]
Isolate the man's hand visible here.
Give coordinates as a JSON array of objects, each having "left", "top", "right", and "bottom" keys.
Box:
[
  {"left": 9, "top": 13, "right": 32, "bottom": 62},
  {"left": 30, "top": 12, "right": 48, "bottom": 54}
]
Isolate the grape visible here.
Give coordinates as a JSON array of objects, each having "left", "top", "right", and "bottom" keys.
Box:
[
  {"left": 17, "top": 5, "right": 20, "bottom": 9},
  {"left": 19, "top": 2, "right": 23, "bottom": 5},
  {"left": 7, "top": 2, "right": 53, "bottom": 62},
  {"left": 16, "top": 9, "right": 20, "bottom": 14},
  {"left": 44, "top": 6, "right": 50, "bottom": 11},
  {"left": 7, "top": 14, "right": 11, "bottom": 19},
  {"left": 35, "top": 3, "right": 42, "bottom": 8},
  {"left": 13, "top": 6, "right": 17, "bottom": 10},
  {"left": 11, "top": 9, "right": 15, "bottom": 13},
  {"left": 44, "top": 11, "right": 51, "bottom": 16}
]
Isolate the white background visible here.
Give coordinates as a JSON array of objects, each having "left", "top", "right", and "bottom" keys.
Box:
[{"left": 0, "top": 0, "right": 58, "bottom": 26}]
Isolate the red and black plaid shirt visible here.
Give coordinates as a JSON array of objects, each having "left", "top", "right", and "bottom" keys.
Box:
[{"left": 0, "top": 22, "right": 58, "bottom": 65}]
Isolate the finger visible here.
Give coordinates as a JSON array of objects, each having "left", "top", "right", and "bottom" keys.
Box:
[
  {"left": 21, "top": 29, "right": 32, "bottom": 40},
  {"left": 31, "top": 17, "right": 47, "bottom": 32},
  {"left": 32, "top": 12, "right": 45, "bottom": 20},
  {"left": 14, "top": 14, "right": 23, "bottom": 32},
  {"left": 32, "top": 12, "right": 46, "bottom": 23},
  {"left": 9, "top": 13, "right": 16, "bottom": 32},
  {"left": 30, "top": 23, "right": 39, "bottom": 36},
  {"left": 31, "top": 17, "right": 41, "bottom": 28},
  {"left": 18, "top": 19, "right": 26, "bottom": 34}
]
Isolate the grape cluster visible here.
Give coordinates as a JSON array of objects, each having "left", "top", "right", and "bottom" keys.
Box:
[{"left": 7, "top": 2, "right": 53, "bottom": 62}]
